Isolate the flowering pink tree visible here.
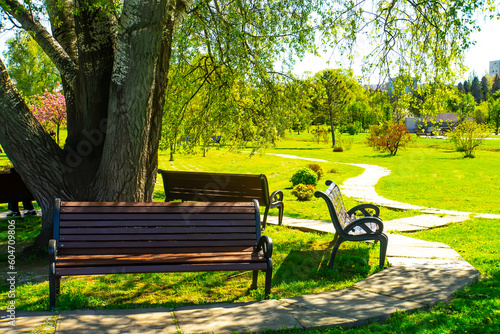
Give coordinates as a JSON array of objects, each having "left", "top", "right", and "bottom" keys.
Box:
[{"left": 30, "top": 90, "right": 66, "bottom": 145}]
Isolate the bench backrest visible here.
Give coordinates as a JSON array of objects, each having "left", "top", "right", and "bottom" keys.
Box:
[
  {"left": 0, "top": 170, "right": 35, "bottom": 203},
  {"left": 314, "top": 181, "right": 351, "bottom": 232},
  {"left": 158, "top": 170, "right": 270, "bottom": 206},
  {"left": 54, "top": 200, "right": 261, "bottom": 257}
]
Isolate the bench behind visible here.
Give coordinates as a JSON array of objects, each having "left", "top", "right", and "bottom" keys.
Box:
[
  {"left": 158, "top": 170, "right": 284, "bottom": 227},
  {"left": 315, "top": 180, "right": 388, "bottom": 269},
  {"left": 49, "top": 200, "right": 273, "bottom": 308},
  {"left": 0, "top": 170, "right": 34, "bottom": 203}
]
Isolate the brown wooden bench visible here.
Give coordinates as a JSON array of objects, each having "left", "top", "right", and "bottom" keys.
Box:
[
  {"left": 0, "top": 169, "right": 35, "bottom": 203},
  {"left": 49, "top": 199, "right": 273, "bottom": 309},
  {"left": 157, "top": 170, "right": 284, "bottom": 228},
  {"left": 314, "top": 180, "right": 388, "bottom": 269}
]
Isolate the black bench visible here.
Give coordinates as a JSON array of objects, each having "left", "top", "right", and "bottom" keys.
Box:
[
  {"left": 49, "top": 199, "right": 273, "bottom": 309},
  {"left": 158, "top": 170, "right": 284, "bottom": 228},
  {"left": 0, "top": 169, "right": 35, "bottom": 204},
  {"left": 314, "top": 180, "right": 388, "bottom": 269}
]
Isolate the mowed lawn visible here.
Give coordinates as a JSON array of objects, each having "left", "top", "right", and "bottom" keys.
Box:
[{"left": 1, "top": 132, "right": 499, "bottom": 333}]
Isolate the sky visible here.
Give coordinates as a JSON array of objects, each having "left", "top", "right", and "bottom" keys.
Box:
[{"left": 292, "top": 18, "right": 500, "bottom": 84}]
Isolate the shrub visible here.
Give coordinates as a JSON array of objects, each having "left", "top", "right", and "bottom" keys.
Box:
[
  {"left": 366, "top": 122, "right": 413, "bottom": 156},
  {"left": 346, "top": 121, "right": 362, "bottom": 135},
  {"left": 449, "top": 120, "right": 492, "bottom": 158},
  {"left": 291, "top": 184, "right": 316, "bottom": 201},
  {"left": 290, "top": 168, "right": 318, "bottom": 186},
  {"left": 307, "top": 164, "right": 325, "bottom": 180}
]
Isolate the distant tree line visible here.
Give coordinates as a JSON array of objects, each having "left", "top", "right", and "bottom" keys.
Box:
[{"left": 457, "top": 75, "right": 500, "bottom": 104}]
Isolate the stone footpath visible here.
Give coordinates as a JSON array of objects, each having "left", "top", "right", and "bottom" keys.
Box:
[
  {"left": 1, "top": 159, "right": 490, "bottom": 333},
  {"left": 1, "top": 214, "right": 481, "bottom": 334}
]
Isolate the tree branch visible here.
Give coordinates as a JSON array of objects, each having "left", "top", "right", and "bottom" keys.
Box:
[{"left": 1, "top": 0, "right": 78, "bottom": 91}]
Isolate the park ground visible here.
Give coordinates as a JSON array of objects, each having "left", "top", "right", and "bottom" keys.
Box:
[{"left": 1, "top": 131, "right": 500, "bottom": 333}]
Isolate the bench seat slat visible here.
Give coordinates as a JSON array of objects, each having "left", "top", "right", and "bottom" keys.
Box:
[
  {"left": 59, "top": 220, "right": 256, "bottom": 227},
  {"left": 59, "top": 240, "right": 257, "bottom": 248},
  {"left": 60, "top": 226, "right": 257, "bottom": 234},
  {"left": 60, "top": 201, "right": 255, "bottom": 208},
  {"left": 55, "top": 262, "right": 268, "bottom": 276},
  {"left": 60, "top": 205, "right": 256, "bottom": 214},
  {"left": 60, "top": 233, "right": 258, "bottom": 242},
  {"left": 59, "top": 213, "right": 255, "bottom": 220},
  {"left": 58, "top": 246, "right": 256, "bottom": 255},
  {"left": 56, "top": 253, "right": 264, "bottom": 267}
]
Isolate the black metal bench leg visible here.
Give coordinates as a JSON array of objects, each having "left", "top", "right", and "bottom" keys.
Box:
[
  {"left": 328, "top": 237, "right": 344, "bottom": 269},
  {"left": 264, "top": 260, "right": 272, "bottom": 299},
  {"left": 262, "top": 206, "right": 270, "bottom": 229},
  {"left": 49, "top": 263, "right": 57, "bottom": 309},
  {"left": 378, "top": 234, "right": 388, "bottom": 268},
  {"left": 251, "top": 270, "right": 258, "bottom": 289}
]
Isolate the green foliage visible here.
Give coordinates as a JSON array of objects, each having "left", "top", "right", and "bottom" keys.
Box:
[
  {"left": 2, "top": 32, "right": 60, "bottom": 97},
  {"left": 290, "top": 167, "right": 318, "bottom": 186},
  {"left": 449, "top": 120, "right": 492, "bottom": 158},
  {"left": 366, "top": 122, "right": 414, "bottom": 156},
  {"left": 307, "top": 163, "right": 325, "bottom": 180},
  {"left": 291, "top": 183, "right": 315, "bottom": 201}
]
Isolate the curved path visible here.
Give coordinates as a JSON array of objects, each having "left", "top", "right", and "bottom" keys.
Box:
[{"left": 268, "top": 153, "right": 500, "bottom": 220}]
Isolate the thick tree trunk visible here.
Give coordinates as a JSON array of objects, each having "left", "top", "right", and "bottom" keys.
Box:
[{"left": 0, "top": 0, "right": 193, "bottom": 254}]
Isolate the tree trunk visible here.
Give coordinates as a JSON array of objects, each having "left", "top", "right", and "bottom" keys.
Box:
[{"left": 0, "top": 0, "right": 192, "bottom": 254}]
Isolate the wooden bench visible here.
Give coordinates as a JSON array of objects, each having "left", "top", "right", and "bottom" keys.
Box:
[
  {"left": 157, "top": 170, "right": 284, "bottom": 228},
  {"left": 0, "top": 169, "right": 35, "bottom": 203},
  {"left": 314, "top": 181, "right": 388, "bottom": 269},
  {"left": 49, "top": 199, "right": 273, "bottom": 309}
]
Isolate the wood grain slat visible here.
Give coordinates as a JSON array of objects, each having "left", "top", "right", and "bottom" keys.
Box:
[
  {"left": 60, "top": 233, "right": 257, "bottom": 242},
  {"left": 56, "top": 262, "right": 268, "bottom": 276},
  {"left": 59, "top": 226, "right": 257, "bottom": 235},
  {"left": 59, "top": 213, "right": 255, "bottom": 221},
  {"left": 58, "top": 219, "right": 256, "bottom": 227},
  {"left": 59, "top": 240, "right": 256, "bottom": 249}
]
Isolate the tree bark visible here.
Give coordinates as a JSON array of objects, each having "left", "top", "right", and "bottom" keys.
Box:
[{"left": 0, "top": 0, "right": 193, "bottom": 253}]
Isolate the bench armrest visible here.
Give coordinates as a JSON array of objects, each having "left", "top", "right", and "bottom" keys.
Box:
[
  {"left": 257, "top": 236, "right": 273, "bottom": 259},
  {"left": 343, "top": 216, "right": 384, "bottom": 235},
  {"left": 269, "top": 190, "right": 283, "bottom": 205},
  {"left": 347, "top": 203, "right": 380, "bottom": 217},
  {"left": 48, "top": 239, "right": 58, "bottom": 263}
]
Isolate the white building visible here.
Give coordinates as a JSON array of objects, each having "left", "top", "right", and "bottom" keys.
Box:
[{"left": 490, "top": 60, "right": 500, "bottom": 77}]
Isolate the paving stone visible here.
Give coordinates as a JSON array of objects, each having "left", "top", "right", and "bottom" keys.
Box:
[
  {"left": 57, "top": 308, "right": 176, "bottom": 334},
  {"left": 388, "top": 257, "right": 478, "bottom": 271},
  {"left": 174, "top": 300, "right": 302, "bottom": 334},
  {"left": 354, "top": 266, "right": 480, "bottom": 306},
  {"left": 1, "top": 311, "right": 54, "bottom": 334},
  {"left": 387, "top": 233, "right": 451, "bottom": 248},
  {"left": 387, "top": 245, "right": 462, "bottom": 259},
  {"left": 383, "top": 220, "right": 427, "bottom": 232},
  {"left": 280, "top": 288, "right": 424, "bottom": 330},
  {"left": 386, "top": 215, "right": 468, "bottom": 229}
]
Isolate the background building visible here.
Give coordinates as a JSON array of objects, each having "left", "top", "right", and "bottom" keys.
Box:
[{"left": 489, "top": 60, "right": 500, "bottom": 76}]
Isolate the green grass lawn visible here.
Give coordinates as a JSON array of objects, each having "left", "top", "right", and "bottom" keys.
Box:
[{"left": 0, "top": 130, "right": 499, "bottom": 332}]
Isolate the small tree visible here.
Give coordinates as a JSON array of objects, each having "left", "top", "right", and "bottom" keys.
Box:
[
  {"left": 449, "top": 120, "right": 492, "bottom": 158},
  {"left": 30, "top": 90, "right": 66, "bottom": 145},
  {"left": 366, "top": 122, "right": 413, "bottom": 156}
]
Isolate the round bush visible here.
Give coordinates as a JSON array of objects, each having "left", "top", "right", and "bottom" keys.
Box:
[
  {"left": 307, "top": 163, "right": 325, "bottom": 180},
  {"left": 290, "top": 168, "right": 318, "bottom": 186},
  {"left": 291, "top": 184, "right": 316, "bottom": 201}
]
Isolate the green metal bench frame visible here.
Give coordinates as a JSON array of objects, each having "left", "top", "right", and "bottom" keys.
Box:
[{"left": 315, "top": 180, "right": 388, "bottom": 269}]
